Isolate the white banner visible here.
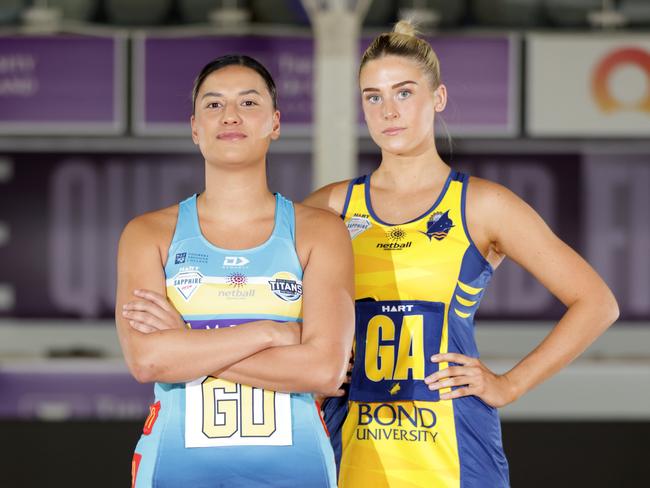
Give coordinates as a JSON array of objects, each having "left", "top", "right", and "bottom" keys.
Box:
[{"left": 527, "top": 34, "right": 650, "bottom": 136}]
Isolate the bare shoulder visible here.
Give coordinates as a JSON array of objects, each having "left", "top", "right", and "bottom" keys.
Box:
[
  {"left": 467, "top": 176, "right": 514, "bottom": 204},
  {"left": 294, "top": 202, "right": 352, "bottom": 271},
  {"left": 464, "top": 176, "right": 533, "bottom": 262},
  {"left": 294, "top": 202, "right": 348, "bottom": 237},
  {"left": 302, "top": 179, "right": 352, "bottom": 215},
  {"left": 466, "top": 175, "right": 551, "bottom": 256},
  {"left": 119, "top": 204, "right": 178, "bottom": 253},
  {"left": 294, "top": 202, "right": 350, "bottom": 263},
  {"left": 468, "top": 175, "right": 540, "bottom": 217}
]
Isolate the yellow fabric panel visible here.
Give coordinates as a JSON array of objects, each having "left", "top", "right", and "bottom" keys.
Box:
[
  {"left": 339, "top": 400, "right": 460, "bottom": 488},
  {"left": 455, "top": 295, "right": 477, "bottom": 307},
  {"left": 341, "top": 177, "right": 474, "bottom": 486},
  {"left": 348, "top": 180, "right": 469, "bottom": 306},
  {"left": 457, "top": 281, "right": 483, "bottom": 296},
  {"left": 166, "top": 281, "right": 302, "bottom": 318},
  {"left": 454, "top": 309, "right": 471, "bottom": 319}
]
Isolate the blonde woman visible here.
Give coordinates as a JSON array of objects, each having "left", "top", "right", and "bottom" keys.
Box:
[{"left": 306, "top": 20, "right": 618, "bottom": 487}]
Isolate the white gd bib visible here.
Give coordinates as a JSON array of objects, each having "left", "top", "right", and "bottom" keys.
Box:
[{"left": 185, "top": 376, "right": 292, "bottom": 447}]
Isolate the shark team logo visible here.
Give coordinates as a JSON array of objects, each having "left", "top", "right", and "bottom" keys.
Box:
[
  {"left": 346, "top": 216, "right": 371, "bottom": 239},
  {"left": 421, "top": 210, "right": 454, "bottom": 241},
  {"left": 173, "top": 269, "right": 203, "bottom": 301},
  {"left": 268, "top": 272, "right": 303, "bottom": 302}
]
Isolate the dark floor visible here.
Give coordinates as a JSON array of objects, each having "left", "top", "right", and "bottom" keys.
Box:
[{"left": 1, "top": 421, "right": 648, "bottom": 487}]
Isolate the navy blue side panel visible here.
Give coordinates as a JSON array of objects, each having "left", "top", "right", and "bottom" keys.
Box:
[
  {"left": 450, "top": 232, "right": 508, "bottom": 487},
  {"left": 447, "top": 314, "right": 479, "bottom": 360},
  {"left": 457, "top": 245, "right": 493, "bottom": 288},
  {"left": 454, "top": 396, "right": 510, "bottom": 488},
  {"left": 321, "top": 392, "right": 349, "bottom": 478},
  {"left": 340, "top": 176, "right": 365, "bottom": 219},
  {"left": 448, "top": 248, "right": 492, "bottom": 359},
  {"left": 458, "top": 172, "right": 495, "bottom": 273}
]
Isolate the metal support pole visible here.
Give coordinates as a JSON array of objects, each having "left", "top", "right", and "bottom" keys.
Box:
[{"left": 302, "top": 0, "right": 371, "bottom": 189}]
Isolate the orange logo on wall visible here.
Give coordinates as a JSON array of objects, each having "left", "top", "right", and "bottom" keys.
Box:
[{"left": 592, "top": 47, "right": 650, "bottom": 113}]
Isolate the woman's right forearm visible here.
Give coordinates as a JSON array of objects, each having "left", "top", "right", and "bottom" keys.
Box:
[{"left": 126, "top": 320, "right": 282, "bottom": 383}]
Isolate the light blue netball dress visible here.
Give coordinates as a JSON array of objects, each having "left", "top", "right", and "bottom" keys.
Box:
[{"left": 131, "top": 193, "right": 336, "bottom": 488}]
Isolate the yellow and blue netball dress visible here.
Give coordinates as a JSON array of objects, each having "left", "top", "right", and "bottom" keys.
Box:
[
  {"left": 323, "top": 171, "right": 509, "bottom": 487},
  {"left": 131, "top": 194, "right": 336, "bottom": 488}
]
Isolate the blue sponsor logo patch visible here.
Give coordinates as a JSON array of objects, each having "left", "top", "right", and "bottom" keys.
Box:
[{"left": 268, "top": 274, "right": 303, "bottom": 302}]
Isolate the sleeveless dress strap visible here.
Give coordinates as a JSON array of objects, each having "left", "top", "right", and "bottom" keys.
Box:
[
  {"left": 452, "top": 170, "right": 468, "bottom": 183},
  {"left": 170, "top": 194, "right": 202, "bottom": 245},
  {"left": 341, "top": 175, "right": 366, "bottom": 219},
  {"left": 273, "top": 193, "right": 296, "bottom": 244}
]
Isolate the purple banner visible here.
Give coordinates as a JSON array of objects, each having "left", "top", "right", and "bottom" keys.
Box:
[
  {"left": 134, "top": 33, "right": 516, "bottom": 136},
  {"left": 134, "top": 35, "right": 313, "bottom": 134},
  {"left": 0, "top": 150, "right": 646, "bottom": 321},
  {"left": 0, "top": 362, "right": 151, "bottom": 420},
  {"left": 0, "top": 35, "right": 126, "bottom": 134},
  {"left": 358, "top": 35, "right": 517, "bottom": 135},
  {"left": 0, "top": 152, "right": 310, "bottom": 319},
  {"left": 424, "top": 35, "right": 517, "bottom": 135}
]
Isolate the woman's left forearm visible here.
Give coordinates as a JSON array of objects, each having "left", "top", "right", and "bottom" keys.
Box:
[
  {"left": 503, "top": 291, "right": 619, "bottom": 401},
  {"left": 213, "top": 341, "right": 348, "bottom": 395}
]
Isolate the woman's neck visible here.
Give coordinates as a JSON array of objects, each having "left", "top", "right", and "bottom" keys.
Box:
[
  {"left": 374, "top": 143, "right": 449, "bottom": 192},
  {"left": 200, "top": 159, "right": 275, "bottom": 223}
]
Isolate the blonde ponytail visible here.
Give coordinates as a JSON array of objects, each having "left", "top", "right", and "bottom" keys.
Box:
[
  {"left": 393, "top": 19, "right": 418, "bottom": 37},
  {"left": 360, "top": 19, "right": 441, "bottom": 89}
]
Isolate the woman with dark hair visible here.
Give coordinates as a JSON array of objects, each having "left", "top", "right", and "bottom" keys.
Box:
[{"left": 115, "top": 55, "right": 353, "bottom": 487}]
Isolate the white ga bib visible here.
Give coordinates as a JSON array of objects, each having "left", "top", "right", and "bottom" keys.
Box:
[{"left": 185, "top": 376, "right": 292, "bottom": 447}]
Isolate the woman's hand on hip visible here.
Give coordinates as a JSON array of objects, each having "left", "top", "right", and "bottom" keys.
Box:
[{"left": 425, "top": 352, "right": 519, "bottom": 408}]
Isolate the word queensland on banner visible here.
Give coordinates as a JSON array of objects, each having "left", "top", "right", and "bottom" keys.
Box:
[
  {"left": 1, "top": 152, "right": 648, "bottom": 321},
  {"left": 526, "top": 33, "right": 650, "bottom": 137}
]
